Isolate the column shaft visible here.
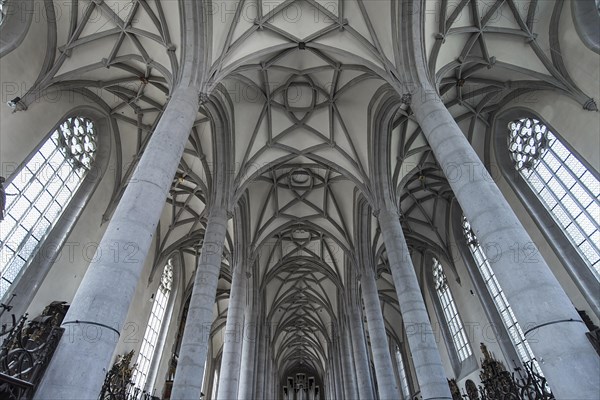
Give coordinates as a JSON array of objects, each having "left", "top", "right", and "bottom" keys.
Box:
[
  {"left": 411, "top": 85, "right": 600, "bottom": 399},
  {"left": 331, "top": 354, "right": 342, "bottom": 400},
  {"left": 266, "top": 358, "right": 273, "bottom": 400},
  {"left": 341, "top": 322, "right": 359, "bottom": 399},
  {"left": 34, "top": 86, "right": 200, "bottom": 400},
  {"left": 238, "top": 303, "right": 257, "bottom": 399},
  {"left": 255, "top": 322, "right": 268, "bottom": 399},
  {"left": 170, "top": 207, "right": 228, "bottom": 399},
  {"left": 379, "top": 211, "right": 451, "bottom": 399},
  {"left": 333, "top": 337, "right": 349, "bottom": 400},
  {"left": 349, "top": 306, "right": 375, "bottom": 399},
  {"left": 361, "top": 267, "right": 401, "bottom": 400},
  {"left": 216, "top": 263, "right": 247, "bottom": 399}
]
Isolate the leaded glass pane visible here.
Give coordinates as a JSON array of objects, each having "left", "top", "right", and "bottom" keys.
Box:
[
  {"left": 433, "top": 258, "right": 473, "bottom": 361},
  {"left": 547, "top": 177, "right": 567, "bottom": 200},
  {"left": 32, "top": 218, "right": 51, "bottom": 241},
  {"left": 3, "top": 257, "right": 25, "bottom": 284},
  {"left": 20, "top": 235, "right": 39, "bottom": 261},
  {"left": 21, "top": 208, "right": 41, "bottom": 231},
  {"left": 462, "top": 217, "right": 544, "bottom": 377},
  {"left": 0, "top": 117, "right": 96, "bottom": 299},
  {"left": 39, "top": 139, "right": 56, "bottom": 159},
  {"left": 28, "top": 152, "right": 46, "bottom": 174},
  {"left": 130, "top": 262, "right": 174, "bottom": 397},
  {"left": 8, "top": 199, "right": 29, "bottom": 222},
  {"left": 508, "top": 118, "right": 600, "bottom": 277}
]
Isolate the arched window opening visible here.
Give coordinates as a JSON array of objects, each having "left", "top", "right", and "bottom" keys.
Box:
[
  {"left": 201, "top": 359, "right": 208, "bottom": 397},
  {"left": 131, "top": 262, "right": 174, "bottom": 397},
  {"left": 0, "top": 116, "right": 97, "bottom": 299},
  {"left": 433, "top": 258, "right": 473, "bottom": 362},
  {"left": 0, "top": 0, "right": 6, "bottom": 26},
  {"left": 462, "top": 217, "right": 541, "bottom": 373},
  {"left": 508, "top": 118, "right": 600, "bottom": 277},
  {"left": 211, "top": 368, "right": 220, "bottom": 399},
  {"left": 394, "top": 345, "right": 411, "bottom": 399}
]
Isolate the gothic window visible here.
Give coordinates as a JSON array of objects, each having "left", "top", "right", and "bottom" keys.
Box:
[
  {"left": 433, "top": 258, "right": 473, "bottom": 362},
  {"left": 131, "top": 262, "right": 174, "bottom": 396},
  {"left": 394, "top": 345, "right": 411, "bottom": 399},
  {"left": 508, "top": 118, "right": 600, "bottom": 277},
  {"left": 211, "top": 368, "right": 220, "bottom": 399},
  {"left": 0, "top": 116, "right": 97, "bottom": 299},
  {"left": 0, "top": 0, "right": 6, "bottom": 26},
  {"left": 201, "top": 360, "right": 208, "bottom": 394},
  {"left": 462, "top": 217, "right": 537, "bottom": 365}
]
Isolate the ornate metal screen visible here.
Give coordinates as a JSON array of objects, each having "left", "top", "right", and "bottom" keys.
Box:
[{"left": 0, "top": 300, "right": 67, "bottom": 399}]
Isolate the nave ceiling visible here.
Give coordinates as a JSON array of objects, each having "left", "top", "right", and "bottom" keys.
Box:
[{"left": 3, "top": 0, "right": 597, "bottom": 385}]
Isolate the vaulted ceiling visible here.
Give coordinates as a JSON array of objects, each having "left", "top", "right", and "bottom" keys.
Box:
[{"left": 9, "top": 0, "right": 596, "bottom": 387}]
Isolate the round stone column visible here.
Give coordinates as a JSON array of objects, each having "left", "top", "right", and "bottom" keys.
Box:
[
  {"left": 170, "top": 206, "right": 229, "bottom": 399},
  {"left": 34, "top": 85, "right": 200, "bottom": 400},
  {"left": 411, "top": 84, "right": 600, "bottom": 399}
]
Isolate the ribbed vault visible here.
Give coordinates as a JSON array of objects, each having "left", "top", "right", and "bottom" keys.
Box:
[{"left": 4, "top": 0, "right": 597, "bottom": 397}]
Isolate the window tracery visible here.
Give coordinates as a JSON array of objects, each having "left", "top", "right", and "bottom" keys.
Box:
[
  {"left": 433, "top": 258, "right": 473, "bottom": 362},
  {"left": 0, "top": 0, "right": 6, "bottom": 26},
  {"left": 462, "top": 217, "right": 538, "bottom": 367},
  {"left": 0, "top": 116, "right": 97, "bottom": 299},
  {"left": 130, "top": 262, "right": 173, "bottom": 397},
  {"left": 507, "top": 118, "right": 600, "bottom": 277},
  {"left": 394, "top": 346, "right": 411, "bottom": 399}
]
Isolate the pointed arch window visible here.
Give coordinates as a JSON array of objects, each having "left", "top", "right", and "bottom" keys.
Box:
[
  {"left": 0, "top": 116, "right": 97, "bottom": 299},
  {"left": 211, "top": 368, "right": 220, "bottom": 399},
  {"left": 508, "top": 118, "right": 600, "bottom": 277},
  {"left": 0, "top": 0, "right": 6, "bottom": 26},
  {"left": 131, "top": 262, "right": 174, "bottom": 397},
  {"left": 433, "top": 258, "right": 473, "bottom": 362},
  {"left": 394, "top": 345, "right": 411, "bottom": 400},
  {"left": 462, "top": 217, "right": 540, "bottom": 369}
]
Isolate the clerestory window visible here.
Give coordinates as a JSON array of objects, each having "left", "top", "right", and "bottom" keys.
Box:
[
  {"left": 462, "top": 217, "right": 540, "bottom": 368},
  {"left": 507, "top": 118, "right": 600, "bottom": 278},
  {"left": 394, "top": 345, "right": 411, "bottom": 400},
  {"left": 0, "top": 0, "right": 6, "bottom": 26},
  {"left": 0, "top": 116, "right": 97, "bottom": 299},
  {"left": 433, "top": 258, "right": 473, "bottom": 362},
  {"left": 130, "top": 262, "right": 174, "bottom": 397}
]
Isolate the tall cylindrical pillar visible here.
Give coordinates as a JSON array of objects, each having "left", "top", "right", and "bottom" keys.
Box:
[
  {"left": 34, "top": 85, "right": 200, "bottom": 400},
  {"left": 255, "top": 321, "right": 268, "bottom": 400},
  {"left": 331, "top": 352, "right": 342, "bottom": 400},
  {"left": 332, "top": 335, "right": 349, "bottom": 400},
  {"left": 170, "top": 207, "right": 229, "bottom": 399},
  {"left": 216, "top": 263, "right": 247, "bottom": 399},
  {"left": 360, "top": 266, "right": 401, "bottom": 400},
  {"left": 340, "top": 320, "right": 359, "bottom": 399},
  {"left": 379, "top": 210, "right": 451, "bottom": 399},
  {"left": 348, "top": 306, "right": 375, "bottom": 399},
  {"left": 411, "top": 84, "right": 600, "bottom": 398},
  {"left": 238, "top": 301, "right": 257, "bottom": 399}
]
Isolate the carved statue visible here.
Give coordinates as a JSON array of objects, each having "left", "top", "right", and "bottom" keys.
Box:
[
  {"left": 0, "top": 302, "right": 68, "bottom": 399},
  {"left": 448, "top": 379, "right": 462, "bottom": 400},
  {"left": 465, "top": 379, "right": 479, "bottom": 400},
  {"left": 480, "top": 342, "right": 492, "bottom": 362},
  {"left": 22, "top": 301, "right": 68, "bottom": 343},
  {"left": 98, "top": 350, "right": 136, "bottom": 400}
]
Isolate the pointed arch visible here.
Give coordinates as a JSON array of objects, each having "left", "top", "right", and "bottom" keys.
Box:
[
  {"left": 492, "top": 107, "right": 600, "bottom": 318},
  {"left": 0, "top": 106, "right": 112, "bottom": 315}
]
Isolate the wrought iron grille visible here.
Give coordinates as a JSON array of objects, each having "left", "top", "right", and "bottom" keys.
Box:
[
  {"left": 0, "top": 299, "right": 67, "bottom": 400},
  {"left": 98, "top": 350, "right": 160, "bottom": 400},
  {"left": 445, "top": 344, "right": 555, "bottom": 400}
]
